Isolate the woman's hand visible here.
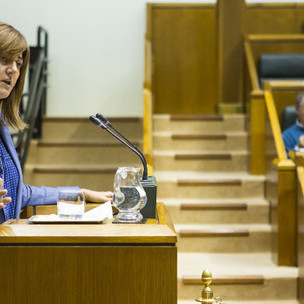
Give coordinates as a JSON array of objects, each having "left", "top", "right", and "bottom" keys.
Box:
[
  {"left": 0, "top": 178, "right": 11, "bottom": 209},
  {"left": 81, "top": 189, "right": 113, "bottom": 203},
  {"left": 299, "top": 135, "right": 304, "bottom": 147}
]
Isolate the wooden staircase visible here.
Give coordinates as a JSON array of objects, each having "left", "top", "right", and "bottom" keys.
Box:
[
  {"left": 152, "top": 114, "right": 298, "bottom": 303},
  {"left": 24, "top": 117, "right": 142, "bottom": 190}
]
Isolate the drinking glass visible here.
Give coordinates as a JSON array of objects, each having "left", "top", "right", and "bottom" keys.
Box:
[{"left": 57, "top": 189, "right": 85, "bottom": 220}]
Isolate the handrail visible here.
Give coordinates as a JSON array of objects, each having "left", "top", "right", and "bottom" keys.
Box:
[
  {"left": 26, "top": 51, "right": 45, "bottom": 120},
  {"left": 143, "top": 88, "right": 153, "bottom": 174},
  {"left": 244, "top": 40, "right": 261, "bottom": 93},
  {"left": 37, "top": 26, "right": 48, "bottom": 118},
  {"left": 20, "top": 80, "right": 45, "bottom": 169},
  {"left": 246, "top": 34, "right": 304, "bottom": 43},
  {"left": 19, "top": 50, "right": 46, "bottom": 170},
  {"left": 263, "top": 82, "right": 287, "bottom": 161},
  {"left": 144, "top": 33, "right": 152, "bottom": 90},
  {"left": 37, "top": 26, "right": 48, "bottom": 57},
  {"left": 143, "top": 34, "right": 154, "bottom": 174},
  {"left": 12, "top": 26, "right": 49, "bottom": 170}
]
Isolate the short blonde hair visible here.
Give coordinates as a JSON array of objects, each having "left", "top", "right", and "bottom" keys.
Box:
[{"left": 0, "top": 22, "right": 29, "bottom": 130}]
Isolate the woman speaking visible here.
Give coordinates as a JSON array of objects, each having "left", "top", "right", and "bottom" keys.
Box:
[{"left": 0, "top": 22, "right": 112, "bottom": 223}]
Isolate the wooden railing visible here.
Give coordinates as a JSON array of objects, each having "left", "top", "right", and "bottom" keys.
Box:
[
  {"left": 264, "top": 82, "right": 287, "bottom": 161},
  {"left": 244, "top": 34, "right": 304, "bottom": 175},
  {"left": 144, "top": 33, "right": 152, "bottom": 91},
  {"left": 297, "top": 152, "right": 304, "bottom": 302},
  {"left": 264, "top": 82, "right": 298, "bottom": 266},
  {"left": 143, "top": 34, "right": 154, "bottom": 174},
  {"left": 143, "top": 88, "right": 153, "bottom": 174}
]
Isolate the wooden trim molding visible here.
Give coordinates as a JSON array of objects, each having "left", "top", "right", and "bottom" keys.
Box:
[
  {"left": 171, "top": 114, "right": 223, "bottom": 121},
  {"left": 175, "top": 154, "right": 232, "bottom": 160},
  {"left": 33, "top": 167, "right": 117, "bottom": 174},
  {"left": 172, "top": 134, "right": 227, "bottom": 140},
  {"left": 38, "top": 142, "right": 141, "bottom": 147},
  {"left": 180, "top": 203, "right": 247, "bottom": 211},
  {"left": 182, "top": 275, "right": 265, "bottom": 285},
  {"left": 43, "top": 117, "right": 141, "bottom": 123},
  {"left": 178, "top": 179, "right": 242, "bottom": 186},
  {"left": 179, "top": 229, "right": 250, "bottom": 237},
  {"left": 246, "top": 34, "right": 304, "bottom": 43}
]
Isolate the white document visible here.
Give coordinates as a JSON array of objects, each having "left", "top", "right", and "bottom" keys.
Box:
[{"left": 82, "top": 201, "right": 113, "bottom": 220}]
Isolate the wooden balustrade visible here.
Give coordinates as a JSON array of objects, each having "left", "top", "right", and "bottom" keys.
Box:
[
  {"left": 297, "top": 152, "right": 304, "bottom": 302},
  {"left": 244, "top": 34, "right": 304, "bottom": 175},
  {"left": 263, "top": 82, "right": 299, "bottom": 266}
]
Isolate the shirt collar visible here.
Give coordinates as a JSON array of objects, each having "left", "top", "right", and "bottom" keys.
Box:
[{"left": 296, "top": 119, "right": 304, "bottom": 130}]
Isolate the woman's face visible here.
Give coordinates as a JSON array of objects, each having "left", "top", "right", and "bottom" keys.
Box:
[{"left": 0, "top": 53, "right": 23, "bottom": 99}]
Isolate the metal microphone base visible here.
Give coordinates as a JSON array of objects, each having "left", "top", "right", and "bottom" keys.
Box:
[{"left": 140, "top": 175, "right": 157, "bottom": 219}]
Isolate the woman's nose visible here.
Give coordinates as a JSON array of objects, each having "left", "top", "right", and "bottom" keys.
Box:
[{"left": 7, "top": 62, "right": 18, "bottom": 74}]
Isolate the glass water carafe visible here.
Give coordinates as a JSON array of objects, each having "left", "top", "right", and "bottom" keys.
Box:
[{"left": 113, "top": 167, "right": 147, "bottom": 222}]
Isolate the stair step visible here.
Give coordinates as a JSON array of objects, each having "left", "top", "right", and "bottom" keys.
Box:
[
  {"left": 178, "top": 252, "right": 298, "bottom": 301},
  {"left": 153, "top": 131, "right": 247, "bottom": 151},
  {"left": 171, "top": 114, "right": 224, "bottom": 121},
  {"left": 42, "top": 117, "right": 142, "bottom": 142},
  {"left": 182, "top": 275, "right": 264, "bottom": 285},
  {"left": 179, "top": 228, "right": 250, "bottom": 237},
  {"left": 153, "top": 114, "right": 246, "bottom": 133},
  {"left": 175, "top": 224, "right": 271, "bottom": 253},
  {"left": 162, "top": 199, "right": 269, "bottom": 224},
  {"left": 153, "top": 151, "right": 248, "bottom": 171},
  {"left": 177, "top": 300, "right": 299, "bottom": 304},
  {"left": 24, "top": 165, "right": 117, "bottom": 190},
  {"left": 155, "top": 172, "right": 265, "bottom": 199},
  {"left": 26, "top": 140, "right": 142, "bottom": 165}
]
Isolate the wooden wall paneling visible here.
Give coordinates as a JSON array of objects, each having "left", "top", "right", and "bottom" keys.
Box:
[
  {"left": 148, "top": 4, "right": 217, "bottom": 114},
  {"left": 245, "top": 3, "right": 304, "bottom": 34},
  {"left": 249, "top": 36, "right": 304, "bottom": 67},
  {"left": 0, "top": 246, "right": 177, "bottom": 304},
  {"left": 272, "top": 90, "right": 301, "bottom": 127},
  {"left": 295, "top": 5, "right": 304, "bottom": 32},
  {"left": 217, "top": 0, "right": 245, "bottom": 105}
]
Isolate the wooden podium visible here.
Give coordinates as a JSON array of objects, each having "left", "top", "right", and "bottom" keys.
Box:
[{"left": 0, "top": 203, "right": 177, "bottom": 304}]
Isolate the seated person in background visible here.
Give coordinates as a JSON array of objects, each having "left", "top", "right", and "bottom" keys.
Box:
[
  {"left": 0, "top": 22, "right": 112, "bottom": 224},
  {"left": 282, "top": 92, "right": 304, "bottom": 156}
]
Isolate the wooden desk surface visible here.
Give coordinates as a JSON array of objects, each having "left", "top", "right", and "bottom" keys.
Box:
[{"left": 0, "top": 203, "right": 177, "bottom": 245}]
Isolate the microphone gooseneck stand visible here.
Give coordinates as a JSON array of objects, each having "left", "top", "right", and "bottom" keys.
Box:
[{"left": 89, "top": 114, "right": 157, "bottom": 218}]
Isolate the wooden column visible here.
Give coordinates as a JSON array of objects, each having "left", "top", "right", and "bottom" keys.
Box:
[
  {"left": 250, "top": 90, "right": 266, "bottom": 175},
  {"left": 217, "top": 0, "right": 245, "bottom": 112},
  {"left": 274, "top": 160, "right": 297, "bottom": 266}
]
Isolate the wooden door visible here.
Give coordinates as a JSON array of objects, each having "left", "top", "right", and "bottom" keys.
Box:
[{"left": 147, "top": 4, "right": 217, "bottom": 114}]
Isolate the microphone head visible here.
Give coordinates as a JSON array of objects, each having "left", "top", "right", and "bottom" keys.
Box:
[
  {"left": 96, "top": 113, "right": 111, "bottom": 127},
  {"left": 89, "top": 115, "right": 107, "bottom": 129}
]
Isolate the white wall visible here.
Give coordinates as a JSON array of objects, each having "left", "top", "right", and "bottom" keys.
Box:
[{"left": 2, "top": 0, "right": 304, "bottom": 117}]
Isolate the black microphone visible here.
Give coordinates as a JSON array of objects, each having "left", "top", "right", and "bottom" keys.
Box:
[
  {"left": 89, "top": 115, "right": 157, "bottom": 219},
  {"left": 89, "top": 115, "right": 148, "bottom": 180},
  {"left": 96, "top": 113, "right": 148, "bottom": 179}
]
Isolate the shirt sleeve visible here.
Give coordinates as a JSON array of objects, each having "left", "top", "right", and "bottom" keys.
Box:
[
  {"left": 21, "top": 184, "right": 80, "bottom": 208},
  {"left": 282, "top": 131, "right": 296, "bottom": 156}
]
